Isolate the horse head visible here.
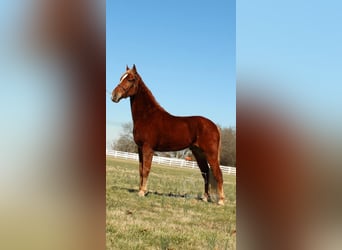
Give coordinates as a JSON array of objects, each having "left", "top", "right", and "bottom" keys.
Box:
[{"left": 112, "top": 64, "right": 140, "bottom": 103}]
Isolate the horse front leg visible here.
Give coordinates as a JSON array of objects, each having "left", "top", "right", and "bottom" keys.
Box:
[
  {"left": 138, "top": 145, "right": 153, "bottom": 197},
  {"left": 138, "top": 147, "right": 144, "bottom": 196}
]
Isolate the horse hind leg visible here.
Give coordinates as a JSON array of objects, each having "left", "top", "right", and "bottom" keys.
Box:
[
  {"left": 190, "top": 146, "right": 210, "bottom": 202},
  {"left": 206, "top": 154, "right": 225, "bottom": 205}
]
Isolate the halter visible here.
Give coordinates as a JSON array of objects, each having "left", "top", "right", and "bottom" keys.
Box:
[{"left": 117, "top": 77, "right": 137, "bottom": 95}]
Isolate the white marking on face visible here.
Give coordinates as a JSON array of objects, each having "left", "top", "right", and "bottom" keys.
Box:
[{"left": 120, "top": 73, "right": 128, "bottom": 83}]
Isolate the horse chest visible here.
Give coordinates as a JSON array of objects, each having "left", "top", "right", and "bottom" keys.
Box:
[{"left": 132, "top": 122, "right": 155, "bottom": 145}]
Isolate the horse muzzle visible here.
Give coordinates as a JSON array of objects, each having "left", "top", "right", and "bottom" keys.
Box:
[
  {"left": 111, "top": 92, "right": 122, "bottom": 103},
  {"left": 112, "top": 92, "right": 122, "bottom": 103}
]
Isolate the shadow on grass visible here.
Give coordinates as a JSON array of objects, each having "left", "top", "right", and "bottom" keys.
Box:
[{"left": 110, "top": 185, "right": 204, "bottom": 201}]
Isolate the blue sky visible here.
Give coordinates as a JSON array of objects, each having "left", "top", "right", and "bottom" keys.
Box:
[
  {"left": 106, "top": 0, "right": 236, "bottom": 145},
  {"left": 237, "top": 0, "right": 342, "bottom": 132}
]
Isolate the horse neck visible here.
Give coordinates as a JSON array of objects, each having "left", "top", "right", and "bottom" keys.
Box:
[{"left": 130, "top": 79, "right": 166, "bottom": 122}]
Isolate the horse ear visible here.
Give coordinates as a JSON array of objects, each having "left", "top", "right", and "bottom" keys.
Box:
[
  {"left": 132, "top": 64, "right": 137, "bottom": 73},
  {"left": 126, "top": 65, "right": 130, "bottom": 71}
]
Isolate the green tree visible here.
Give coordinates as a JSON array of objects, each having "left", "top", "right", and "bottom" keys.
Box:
[
  {"left": 219, "top": 126, "right": 236, "bottom": 167},
  {"left": 111, "top": 122, "right": 138, "bottom": 153}
]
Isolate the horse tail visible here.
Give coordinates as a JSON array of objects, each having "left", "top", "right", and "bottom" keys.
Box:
[{"left": 217, "top": 125, "right": 222, "bottom": 164}]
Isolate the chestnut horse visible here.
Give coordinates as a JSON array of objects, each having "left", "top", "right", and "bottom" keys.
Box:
[{"left": 111, "top": 65, "right": 224, "bottom": 205}]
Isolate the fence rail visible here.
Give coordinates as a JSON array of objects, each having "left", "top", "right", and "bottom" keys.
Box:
[{"left": 106, "top": 149, "right": 236, "bottom": 176}]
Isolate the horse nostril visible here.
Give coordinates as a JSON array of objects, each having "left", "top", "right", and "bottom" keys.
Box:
[{"left": 112, "top": 93, "right": 121, "bottom": 103}]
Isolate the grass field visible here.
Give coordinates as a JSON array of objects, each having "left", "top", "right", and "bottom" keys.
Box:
[{"left": 106, "top": 157, "right": 236, "bottom": 250}]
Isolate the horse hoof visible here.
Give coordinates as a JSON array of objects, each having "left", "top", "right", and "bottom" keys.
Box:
[
  {"left": 218, "top": 200, "right": 225, "bottom": 206},
  {"left": 202, "top": 195, "right": 211, "bottom": 202},
  {"left": 138, "top": 190, "right": 145, "bottom": 197}
]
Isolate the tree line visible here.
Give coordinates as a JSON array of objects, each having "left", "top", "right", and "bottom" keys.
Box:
[{"left": 112, "top": 122, "right": 236, "bottom": 167}]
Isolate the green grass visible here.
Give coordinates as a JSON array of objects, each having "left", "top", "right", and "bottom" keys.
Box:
[{"left": 106, "top": 157, "right": 236, "bottom": 250}]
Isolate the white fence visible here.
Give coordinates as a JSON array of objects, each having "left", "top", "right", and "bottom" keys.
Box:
[{"left": 106, "top": 149, "right": 236, "bottom": 176}]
